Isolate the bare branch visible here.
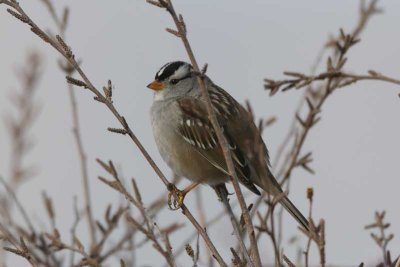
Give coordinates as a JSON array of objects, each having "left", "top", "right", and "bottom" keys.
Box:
[
  {"left": 149, "top": 1, "right": 261, "bottom": 265},
  {"left": 216, "top": 185, "right": 253, "bottom": 266}
]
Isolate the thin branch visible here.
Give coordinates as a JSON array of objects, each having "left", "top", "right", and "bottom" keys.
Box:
[
  {"left": 97, "top": 161, "right": 176, "bottom": 266},
  {"left": 69, "top": 196, "right": 81, "bottom": 266},
  {"left": 38, "top": 0, "right": 97, "bottom": 249},
  {"left": 0, "top": 2, "right": 228, "bottom": 266},
  {"left": 301, "top": 188, "right": 326, "bottom": 267},
  {"left": 272, "top": 0, "right": 385, "bottom": 255},
  {"left": 0, "top": 222, "right": 39, "bottom": 267},
  {"left": 68, "top": 79, "right": 98, "bottom": 250},
  {"left": 276, "top": 27, "right": 380, "bottom": 188},
  {"left": 0, "top": 52, "right": 42, "bottom": 244},
  {"left": 216, "top": 186, "right": 254, "bottom": 267},
  {"left": 283, "top": 254, "right": 296, "bottom": 267},
  {"left": 365, "top": 211, "right": 394, "bottom": 267},
  {"left": 273, "top": 0, "right": 384, "bottom": 186},
  {"left": 149, "top": 1, "right": 262, "bottom": 266},
  {"left": 0, "top": 177, "right": 36, "bottom": 235},
  {"left": 264, "top": 70, "right": 400, "bottom": 95}
]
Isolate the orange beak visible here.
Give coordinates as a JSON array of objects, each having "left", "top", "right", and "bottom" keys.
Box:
[{"left": 147, "top": 80, "right": 165, "bottom": 91}]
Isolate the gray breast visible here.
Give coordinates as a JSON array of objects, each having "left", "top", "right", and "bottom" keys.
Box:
[{"left": 150, "top": 99, "right": 227, "bottom": 184}]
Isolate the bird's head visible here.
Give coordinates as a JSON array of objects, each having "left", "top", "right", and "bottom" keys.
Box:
[{"left": 147, "top": 61, "right": 194, "bottom": 101}]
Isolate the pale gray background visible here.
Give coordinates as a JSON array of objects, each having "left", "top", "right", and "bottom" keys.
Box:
[{"left": 1, "top": 0, "right": 399, "bottom": 266}]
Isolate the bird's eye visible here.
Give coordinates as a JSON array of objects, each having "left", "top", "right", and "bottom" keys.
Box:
[{"left": 170, "top": 79, "right": 179, "bottom": 85}]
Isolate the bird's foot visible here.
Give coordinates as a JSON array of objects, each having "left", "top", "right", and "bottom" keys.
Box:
[
  {"left": 167, "top": 184, "right": 186, "bottom": 210},
  {"left": 213, "top": 184, "right": 230, "bottom": 202}
]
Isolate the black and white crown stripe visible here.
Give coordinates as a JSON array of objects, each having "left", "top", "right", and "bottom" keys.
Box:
[{"left": 155, "top": 61, "right": 191, "bottom": 81}]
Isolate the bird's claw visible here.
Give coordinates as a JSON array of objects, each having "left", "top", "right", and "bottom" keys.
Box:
[{"left": 167, "top": 184, "right": 185, "bottom": 210}]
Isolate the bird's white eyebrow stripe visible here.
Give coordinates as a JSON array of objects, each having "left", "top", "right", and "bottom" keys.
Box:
[
  {"left": 170, "top": 64, "right": 187, "bottom": 79},
  {"left": 156, "top": 63, "right": 171, "bottom": 77}
]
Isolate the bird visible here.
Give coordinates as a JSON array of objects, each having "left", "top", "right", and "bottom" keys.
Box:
[{"left": 147, "top": 61, "right": 309, "bottom": 231}]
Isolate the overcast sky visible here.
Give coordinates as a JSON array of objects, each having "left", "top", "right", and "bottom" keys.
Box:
[{"left": 1, "top": 0, "right": 399, "bottom": 266}]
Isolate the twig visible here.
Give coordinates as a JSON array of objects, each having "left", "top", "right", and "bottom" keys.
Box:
[
  {"left": 255, "top": 193, "right": 287, "bottom": 265},
  {"left": 100, "top": 175, "right": 177, "bottom": 267},
  {"left": 69, "top": 196, "right": 81, "bottom": 266},
  {"left": 194, "top": 188, "right": 213, "bottom": 266},
  {"left": 0, "top": 177, "right": 36, "bottom": 235},
  {"left": 99, "top": 229, "right": 134, "bottom": 262},
  {"left": 301, "top": 188, "right": 326, "bottom": 267},
  {"left": 276, "top": 26, "right": 383, "bottom": 189},
  {"left": 1, "top": 1, "right": 227, "bottom": 266},
  {"left": 216, "top": 186, "right": 254, "bottom": 267},
  {"left": 0, "top": 222, "right": 39, "bottom": 267},
  {"left": 172, "top": 197, "right": 240, "bottom": 258},
  {"left": 97, "top": 162, "right": 175, "bottom": 266},
  {"left": 93, "top": 205, "right": 127, "bottom": 257},
  {"left": 67, "top": 79, "right": 98, "bottom": 250},
  {"left": 41, "top": 192, "right": 56, "bottom": 229},
  {"left": 230, "top": 247, "right": 246, "bottom": 267},
  {"left": 283, "top": 254, "right": 296, "bottom": 267},
  {"left": 272, "top": 0, "right": 386, "bottom": 256},
  {"left": 365, "top": 211, "right": 394, "bottom": 267},
  {"left": 273, "top": 0, "right": 385, "bottom": 188},
  {"left": 38, "top": 0, "right": 97, "bottom": 249},
  {"left": 149, "top": 1, "right": 262, "bottom": 266},
  {"left": 264, "top": 70, "right": 400, "bottom": 95},
  {"left": 0, "top": 52, "right": 42, "bottom": 248}
]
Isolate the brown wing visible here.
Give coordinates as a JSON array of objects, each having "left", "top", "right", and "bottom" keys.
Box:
[{"left": 177, "top": 88, "right": 261, "bottom": 195}]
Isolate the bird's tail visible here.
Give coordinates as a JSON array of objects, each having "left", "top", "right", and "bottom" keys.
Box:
[
  {"left": 279, "top": 195, "right": 310, "bottom": 232},
  {"left": 255, "top": 169, "right": 310, "bottom": 232}
]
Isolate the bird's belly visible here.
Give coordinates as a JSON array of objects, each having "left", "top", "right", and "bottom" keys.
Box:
[
  {"left": 155, "top": 130, "right": 227, "bottom": 185},
  {"left": 151, "top": 100, "right": 228, "bottom": 185}
]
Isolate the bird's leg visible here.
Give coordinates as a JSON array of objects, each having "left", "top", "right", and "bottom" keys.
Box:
[
  {"left": 212, "top": 184, "right": 229, "bottom": 202},
  {"left": 167, "top": 182, "right": 200, "bottom": 210}
]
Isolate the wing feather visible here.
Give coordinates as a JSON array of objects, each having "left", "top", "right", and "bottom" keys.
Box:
[{"left": 177, "top": 89, "right": 261, "bottom": 195}]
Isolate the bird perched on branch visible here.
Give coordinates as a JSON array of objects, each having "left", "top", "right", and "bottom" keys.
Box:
[{"left": 148, "top": 61, "right": 309, "bottom": 231}]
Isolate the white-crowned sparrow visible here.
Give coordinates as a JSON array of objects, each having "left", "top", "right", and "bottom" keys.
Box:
[{"left": 148, "top": 61, "right": 309, "bottom": 231}]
